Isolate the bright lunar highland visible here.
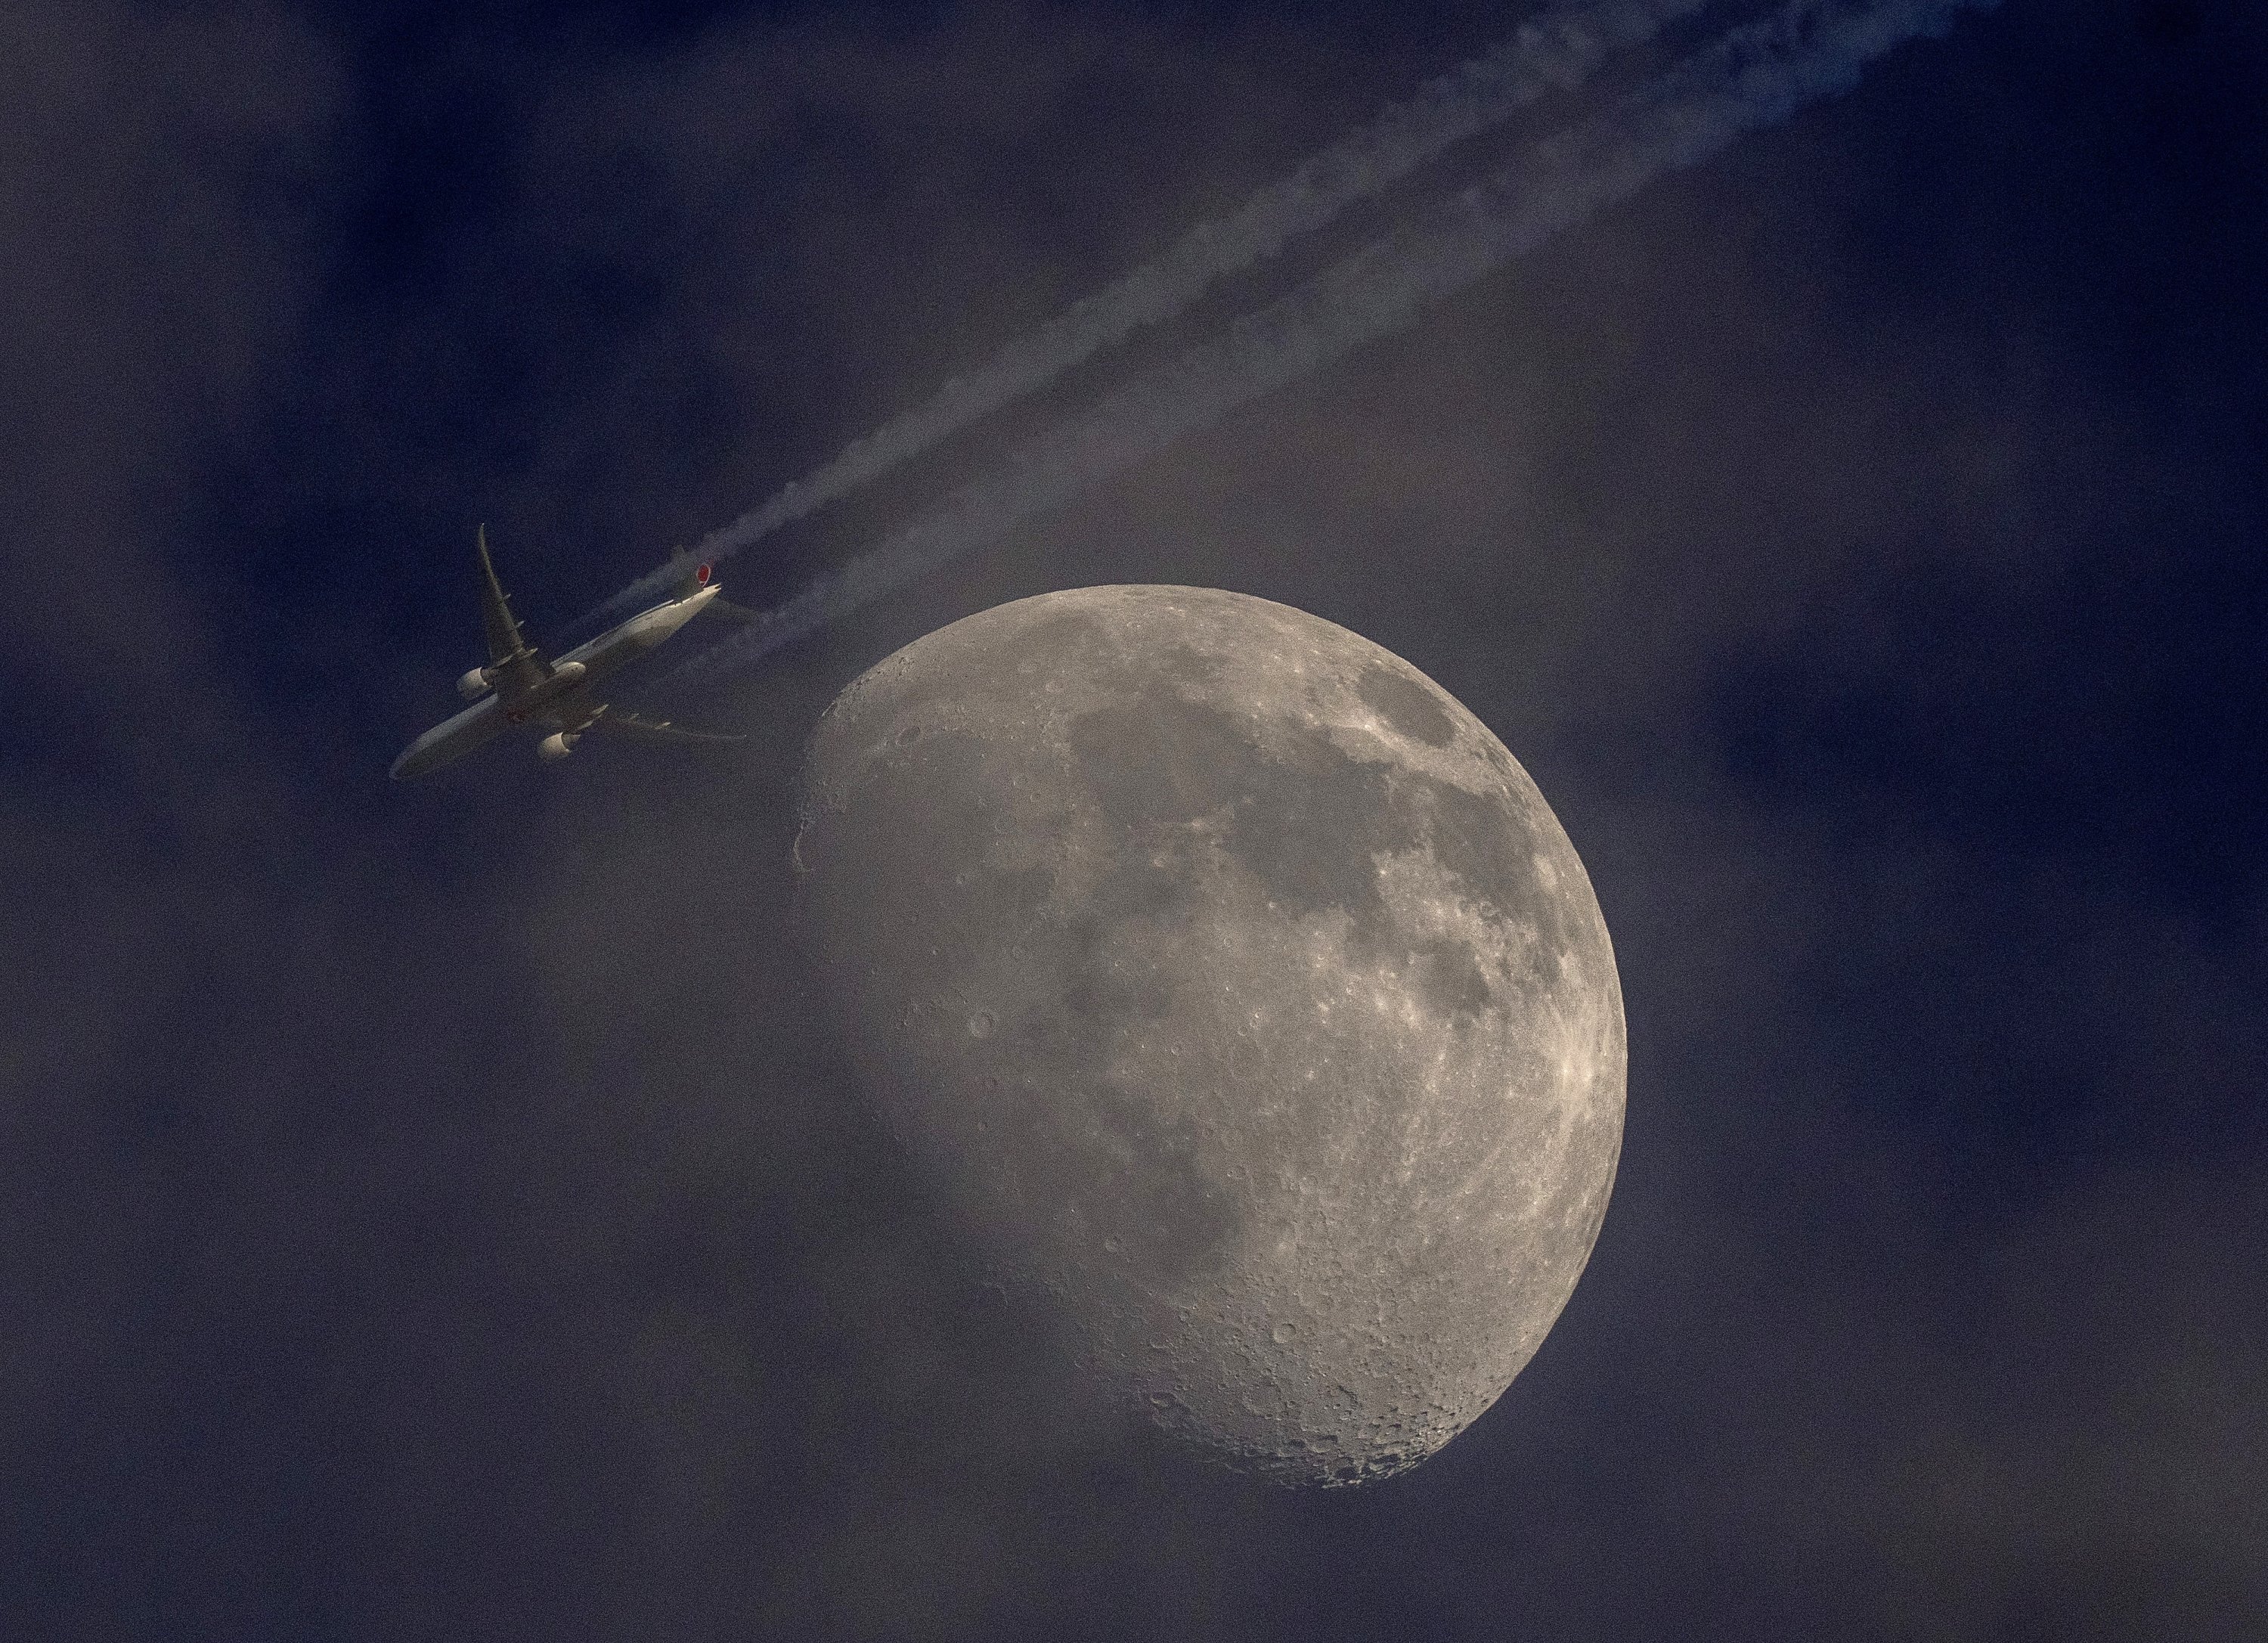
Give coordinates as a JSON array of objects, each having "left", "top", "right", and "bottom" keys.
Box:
[{"left": 792, "top": 586, "right": 1624, "bottom": 1484}]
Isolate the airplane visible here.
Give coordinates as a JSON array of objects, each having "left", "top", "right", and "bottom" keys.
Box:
[{"left": 390, "top": 527, "right": 754, "bottom": 780}]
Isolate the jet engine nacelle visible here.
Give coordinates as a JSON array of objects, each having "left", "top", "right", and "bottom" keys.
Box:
[
  {"left": 538, "top": 731, "right": 579, "bottom": 761},
  {"left": 457, "top": 667, "right": 493, "bottom": 702}
]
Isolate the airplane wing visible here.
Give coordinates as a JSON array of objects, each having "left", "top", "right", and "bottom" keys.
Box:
[
  {"left": 579, "top": 707, "right": 745, "bottom": 747},
  {"left": 475, "top": 525, "right": 549, "bottom": 692}
]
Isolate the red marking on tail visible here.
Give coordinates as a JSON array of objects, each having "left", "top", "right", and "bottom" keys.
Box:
[{"left": 697, "top": 563, "right": 713, "bottom": 585}]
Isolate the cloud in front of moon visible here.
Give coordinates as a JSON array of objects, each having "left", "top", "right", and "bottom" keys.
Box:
[{"left": 793, "top": 587, "right": 1625, "bottom": 1484}]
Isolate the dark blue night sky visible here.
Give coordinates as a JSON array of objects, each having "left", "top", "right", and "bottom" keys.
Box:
[{"left": 5, "top": 2, "right": 2263, "bottom": 1638}]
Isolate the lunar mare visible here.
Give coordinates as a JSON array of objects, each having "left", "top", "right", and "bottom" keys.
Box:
[{"left": 792, "top": 586, "right": 1624, "bottom": 1484}]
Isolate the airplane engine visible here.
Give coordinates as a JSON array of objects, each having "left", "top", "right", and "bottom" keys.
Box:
[
  {"left": 457, "top": 668, "right": 493, "bottom": 702},
  {"left": 538, "top": 731, "right": 578, "bottom": 761}
]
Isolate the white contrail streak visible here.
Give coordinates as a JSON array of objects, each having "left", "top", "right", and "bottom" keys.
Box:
[
  {"left": 579, "top": 0, "right": 1717, "bottom": 629},
  {"left": 668, "top": 0, "right": 1995, "bottom": 689}
]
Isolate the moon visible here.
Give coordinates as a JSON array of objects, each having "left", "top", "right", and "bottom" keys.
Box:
[{"left": 792, "top": 586, "right": 1624, "bottom": 1485}]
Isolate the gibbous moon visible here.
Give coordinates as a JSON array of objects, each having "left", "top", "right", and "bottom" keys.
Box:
[{"left": 792, "top": 586, "right": 1624, "bottom": 1484}]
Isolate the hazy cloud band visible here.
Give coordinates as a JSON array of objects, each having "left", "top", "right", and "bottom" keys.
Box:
[{"left": 666, "top": 0, "right": 1997, "bottom": 687}]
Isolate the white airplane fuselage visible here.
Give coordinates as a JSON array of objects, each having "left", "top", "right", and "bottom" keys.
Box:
[{"left": 390, "top": 582, "right": 721, "bottom": 780}]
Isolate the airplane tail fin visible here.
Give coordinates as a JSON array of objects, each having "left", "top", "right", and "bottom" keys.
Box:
[
  {"left": 671, "top": 544, "right": 756, "bottom": 621},
  {"left": 671, "top": 544, "right": 714, "bottom": 600}
]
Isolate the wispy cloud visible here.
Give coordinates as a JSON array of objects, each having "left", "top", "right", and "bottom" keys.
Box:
[
  {"left": 662, "top": 0, "right": 2000, "bottom": 689},
  {"left": 570, "top": 0, "right": 1716, "bottom": 634}
]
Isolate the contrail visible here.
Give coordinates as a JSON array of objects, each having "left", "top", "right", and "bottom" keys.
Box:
[
  {"left": 668, "top": 0, "right": 1996, "bottom": 688},
  {"left": 577, "top": 0, "right": 1718, "bottom": 631}
]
